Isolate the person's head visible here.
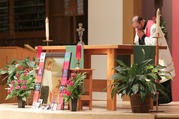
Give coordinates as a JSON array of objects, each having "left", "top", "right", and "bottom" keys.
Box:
[{"left": 131, "top": 16, "right": 145, "bottom": 30}]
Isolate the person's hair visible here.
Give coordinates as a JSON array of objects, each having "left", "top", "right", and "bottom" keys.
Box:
[
  {"left": 47, "top": 61, "right": 52, "bottom": 66},
  {"left": 137, "top": 16, "right": 143, "bottom": 23},
  {"left": 46, "top": 60, "right": 53, "bottom": 70},
  {"left": 131, "top": 16, "right": 144, "bottom": 24}
]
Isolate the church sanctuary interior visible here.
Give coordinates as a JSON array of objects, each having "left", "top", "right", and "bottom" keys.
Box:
[{"left": 0, "top": 0, "right": 179, "bottom": 119}]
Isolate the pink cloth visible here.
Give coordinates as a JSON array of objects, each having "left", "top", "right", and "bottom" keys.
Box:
[
  {"left": 76, "top": 45, "right": 81, "bottom": 60},
  {"left": 37, "top": 46, "right": 42, "bottom": 59}
]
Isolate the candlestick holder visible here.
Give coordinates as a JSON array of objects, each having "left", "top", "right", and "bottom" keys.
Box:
[
  {"left": 75, "top": 59, "right": 80, "bottom": 69},
  {"left": 153, "top": 32, "right": 161, "bottom": 112},
  {"left": 42, "top": 39, "right": 53, "bottom": 46}
]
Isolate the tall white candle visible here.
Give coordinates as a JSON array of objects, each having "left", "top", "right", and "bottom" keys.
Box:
[
  {"left": 156, "top": 9, "right": 160, "bottom": 35},
  {"left": 45, "top": 17, "right": 49, "bottom": 41}
]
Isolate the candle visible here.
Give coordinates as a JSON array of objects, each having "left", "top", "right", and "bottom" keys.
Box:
[
  {"left": 156, "top": 9, "right": 160, "bottom": 35},
  {"left": 45, "top": 17, "right": 49, "bottom": 41},
  {"left": 76, "top": 45, "right": 81, "bottom": 60}
]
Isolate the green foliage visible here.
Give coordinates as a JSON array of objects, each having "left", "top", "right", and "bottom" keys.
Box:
[
  {"left": 0, "top": 57, "right": 39, "bottom": 101},
  {"left": 63, "top": 72, "right": 86, "bottom": 103},
  {"left": 111, "top": 59, "right": 172, "bottom": 102}
]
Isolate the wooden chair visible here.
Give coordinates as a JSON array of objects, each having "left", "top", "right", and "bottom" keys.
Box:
[{"left": 70, "top": 68, "right": 94, "bottom": 110}]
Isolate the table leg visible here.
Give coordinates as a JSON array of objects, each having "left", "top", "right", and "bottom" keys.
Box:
[
  {"left": 84, "top": 53, "right": 91, "bottom": 68},
  {"left": 107, "top": 49, "right": 116, "bottom": 110},
  {"left": 89, "top": 71, "right": 92, "bottom": 110}
]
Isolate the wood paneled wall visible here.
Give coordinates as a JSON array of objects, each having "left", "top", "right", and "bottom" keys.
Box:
[
  {"left": 123, "top": 0, "right": 142, "bottom": 44},
  {"left": 0, "top": 0, "right": 88, "bottom": 47},
  {"left": 0, "top": 47, "right": 36, "bottom": 104}
]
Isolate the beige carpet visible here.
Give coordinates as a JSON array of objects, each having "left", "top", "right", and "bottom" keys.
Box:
[{"left": 0, "top": 101, "right": 179, "bottom": 119}]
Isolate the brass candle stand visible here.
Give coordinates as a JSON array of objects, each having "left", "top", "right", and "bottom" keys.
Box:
[
  {"left": 42, "top": 39, "right": 53, "bottom": 46},
  {"left": 75, "top": 59, "right": 80, "bottom": 69},
  {"left": 152, "top": 8, "right": 161, "bottom": 112},
  {"left": 153, "top": 32, "right": 161, "bottom": 112}
]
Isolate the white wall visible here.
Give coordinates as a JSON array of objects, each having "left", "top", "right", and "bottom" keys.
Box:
[
  {"left": 88, "top": 0, "right": 123, "bottom": 45},
  {"left": 88, "top": 0, "right": 123, "bottom": 100}
]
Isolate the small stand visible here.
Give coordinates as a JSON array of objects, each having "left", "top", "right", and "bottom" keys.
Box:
[{"left": 69, "top": 68, "right": 94, "bottom": 110}]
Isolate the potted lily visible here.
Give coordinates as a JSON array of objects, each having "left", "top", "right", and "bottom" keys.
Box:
[
  {"left": 63, "top": 72, "right": 86, "bottom": 111},
  {"left": 0, "top": 57, "right": 39, "bottom": 108},
  {"left": 111, "top": 59, "right": 172, "bottom": 113}
]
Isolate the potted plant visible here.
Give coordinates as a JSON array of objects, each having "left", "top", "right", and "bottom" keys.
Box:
[
  {"left": 111, "top": 59, "right": 172, "bottom": 113},
  {"left": 63, "top": 72, "right": 86, "bottom": 111},
  {"left": 0, "top": 57, "right": 39, "bottom": 108}
]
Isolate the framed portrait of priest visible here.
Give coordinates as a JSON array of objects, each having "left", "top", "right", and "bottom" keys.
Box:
[{"left": 40, "top": 53, "right": 65, "bottom": 105}]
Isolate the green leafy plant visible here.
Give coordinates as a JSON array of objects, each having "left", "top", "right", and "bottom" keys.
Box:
[
  {"left": 0, "top": 57, "right": 39, "bottom": 101},
  {"left": 111, "top": 59, "right": 172, "bottom": 102},
  {"left": 63, "top": 72, "right": 86, "bottom": 103}
]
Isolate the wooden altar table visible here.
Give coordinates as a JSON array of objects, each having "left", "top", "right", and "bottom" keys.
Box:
[{"left": 36, "top": 45, "right": 167, "bottom": 111}]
